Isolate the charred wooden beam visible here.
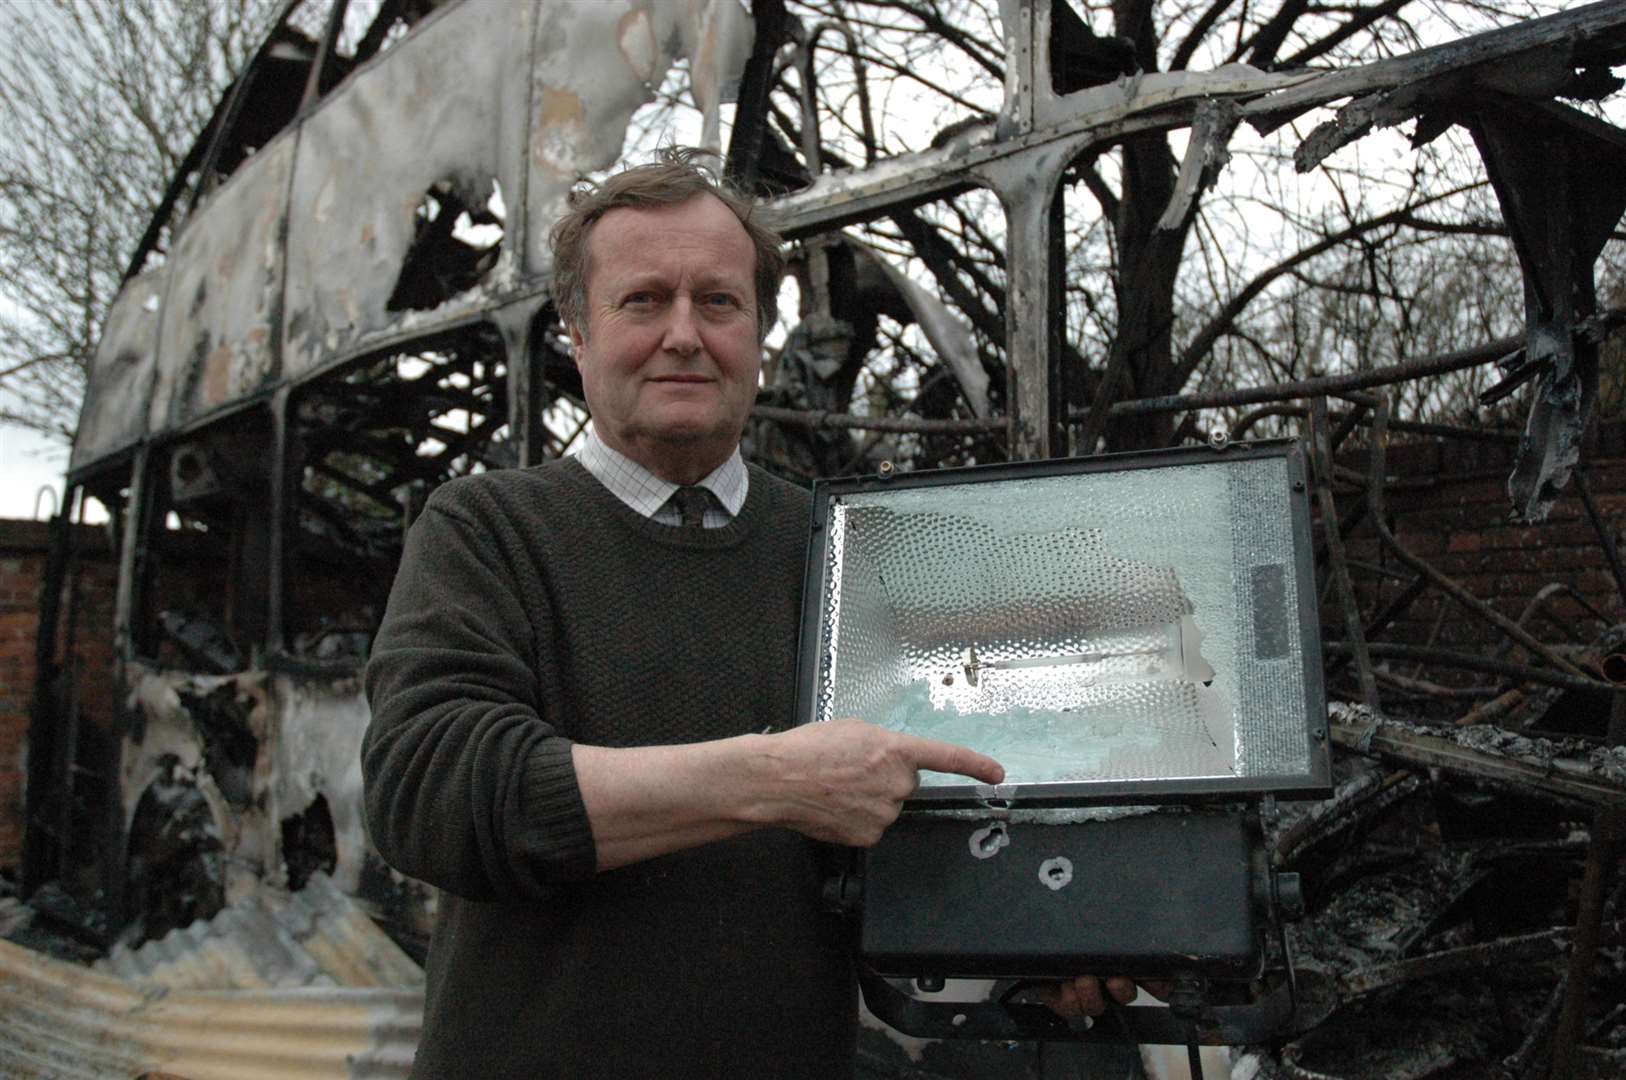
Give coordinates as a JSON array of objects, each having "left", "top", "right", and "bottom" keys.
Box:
[
  {"left": 1274, "top": 767, "right": 1422, "bottom": 867},
  {"left": 1329, "top": 708, "right": 1626, "bottom": 809}
]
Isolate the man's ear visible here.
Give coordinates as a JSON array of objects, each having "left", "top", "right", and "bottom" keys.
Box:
[{"left": 568, "top": 323, "right": 585, "bottom": 367}]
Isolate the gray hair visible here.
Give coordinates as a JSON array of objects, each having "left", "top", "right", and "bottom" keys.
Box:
[{"left": 549, "top": 147, "right": 783, "bottom": 343}]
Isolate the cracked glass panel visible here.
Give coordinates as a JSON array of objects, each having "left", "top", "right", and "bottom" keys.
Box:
[{"left": 814, "top": 453, "right": 1313, "bottom": 793}]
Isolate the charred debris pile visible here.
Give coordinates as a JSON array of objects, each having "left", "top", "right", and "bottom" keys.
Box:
[{"left": 1240, "top": 405, "right": 1626, "bottom": 1080}]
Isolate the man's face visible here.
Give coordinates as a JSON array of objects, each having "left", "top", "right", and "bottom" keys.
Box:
[{"left": 570, "top": 193, "right": 762, "bottom": 483}]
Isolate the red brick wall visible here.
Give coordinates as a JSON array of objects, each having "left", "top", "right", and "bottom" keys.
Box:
[
  {"left": 0, "top": 520, "right": 118, "bottom": 873},
  {"left": 1339, "top": 420, "right": 1626, "bottom": 657}
]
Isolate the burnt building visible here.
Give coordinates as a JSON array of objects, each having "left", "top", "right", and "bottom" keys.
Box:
[{"left": 8, "top": 2, "right": 1626, "bottom": 1078}]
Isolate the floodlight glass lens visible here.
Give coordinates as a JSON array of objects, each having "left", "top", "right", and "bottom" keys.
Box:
[{"left": 813, "top": 457, "right": 1312, "bottom": 793}]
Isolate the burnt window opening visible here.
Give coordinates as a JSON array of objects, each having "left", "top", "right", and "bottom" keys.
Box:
[
  {"left": 135, "top": 1, "right": 444, "bottom": 276},
  {"left": 133, "top": 411, "right": 273, "bottom": 673},
  {"left": 386, "top": 178, "right": 505, "bottom": 312},
  {"left": 281, "top": 794, "right": 337, "bottom": 892},
  {"left": 750, "top": 191, "right": 1008, "bottom": 480},
  {"left": 526, "top": 305, "right": 594, "bottom": 461},
  {"left": 123, "top": 757, "right": 226, "bottom": 946},
  {"left": 284, "top": 322, "right": 511, "bottom": 662}
]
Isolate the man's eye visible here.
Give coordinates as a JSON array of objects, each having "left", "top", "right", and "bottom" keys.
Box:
[
  {"left": 704, "top": 293, "right": 738, "bottom": 307},
  {"left": 623, "top": 291, "right": 658, "bottom": 306}
]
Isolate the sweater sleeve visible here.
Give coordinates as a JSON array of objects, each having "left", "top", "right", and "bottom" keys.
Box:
[{"left": 362, "top": 488, "right": 597, "bottom": 901}]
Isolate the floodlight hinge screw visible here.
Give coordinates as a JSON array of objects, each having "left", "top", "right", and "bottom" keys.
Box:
[
  {"left": 915, "top": 975, "right": 946, "bottom": 993},
  {"left": 1208, "top": 428, "right": 1231, "bottom": 450},
  {"left": 877, "top": 460, "right": 896, "bottom": 478}
]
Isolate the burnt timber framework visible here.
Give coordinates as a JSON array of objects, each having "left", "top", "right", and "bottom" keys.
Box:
[{"left": 16, "top": 1, "right": 1626, "bottom": 1077}]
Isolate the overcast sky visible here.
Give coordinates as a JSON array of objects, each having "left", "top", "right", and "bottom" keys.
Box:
[
  {"left": 0, "top": 289, "right": 71, "bottom": 521},
  {"left": 0, "top": 420, "right": 69, "bottom": 521}
]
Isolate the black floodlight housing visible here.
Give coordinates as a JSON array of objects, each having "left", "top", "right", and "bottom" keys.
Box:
[{"left": 795, "top": 440, "right": 1330, "bottom": 1051}]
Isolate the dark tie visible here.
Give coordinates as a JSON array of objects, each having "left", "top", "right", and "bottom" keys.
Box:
[{"left": 671, "top": 486, "right": 710, "bottom": 528}]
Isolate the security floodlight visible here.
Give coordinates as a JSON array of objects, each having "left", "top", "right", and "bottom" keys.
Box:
[{"left": 796, "top": 440, "right": 1329, "bottom": 1050}]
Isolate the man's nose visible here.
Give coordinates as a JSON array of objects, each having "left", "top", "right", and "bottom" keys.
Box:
[{"left": 662, "top": 297, "right": 702, "bottom": 356}]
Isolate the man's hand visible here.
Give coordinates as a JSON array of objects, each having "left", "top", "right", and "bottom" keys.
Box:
[
  {"left": 1040, "top": 976, "right": 1171, "bottom": 1018},
  {"left": 744, "top": 718, "right": 1005, "bottom": 847}
]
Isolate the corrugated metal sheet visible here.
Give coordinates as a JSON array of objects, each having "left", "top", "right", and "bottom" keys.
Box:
[
  {"left": 96, "top": 873, "right": 423, "bottom": 991},
  {"left": 0, "top": 937, "right": 422, "bottom": 1079},
  {"left": 0, "top": 875, "right": 423, "bottom": 1078}
]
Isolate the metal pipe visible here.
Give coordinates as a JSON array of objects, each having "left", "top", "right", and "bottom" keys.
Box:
[
  {"left": 751, "top": 403, "right": 1000, "bottom": 435},
  {"left": 1493, "top": 583, "right": 1610, "bottom": 662},
  {"left": 1311, "top": 398, "right": 1380, "bottom": 709},
  {"left": 299, "top": 0, "right": 351, "bottom": 114},
  {"left": 806, "top": 21, "right": 877, "bottom": 167},
  {"left": 1092, "top": 337, "right": 1512, "bottom": 420},
  {"left": 791, "top": 21, "right": 877, "bottom": 316},
  {"left": 1328, "top": 714, "right": 1626, "bottom": 807}
]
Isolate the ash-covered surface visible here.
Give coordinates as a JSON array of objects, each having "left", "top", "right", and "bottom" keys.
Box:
[{"left": 1255, "top": 699, "right": 1626, "bottom": 1080}]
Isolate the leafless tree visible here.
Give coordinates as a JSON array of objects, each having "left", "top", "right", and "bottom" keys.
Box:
[
  {"left": 682, "top": 0, "right": 1624, "bottom": 466},
  {"left": 0, "top": 0, "right": 284, "bottom": 440}
]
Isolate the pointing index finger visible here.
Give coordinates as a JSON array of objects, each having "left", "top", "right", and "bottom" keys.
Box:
[{"left": 903, "top": 734, "right": 1006, "bottom": 785}]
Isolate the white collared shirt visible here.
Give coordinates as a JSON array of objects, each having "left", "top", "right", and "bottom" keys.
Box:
[{"left": 573, "top": 430, "right": 748, "bottom": 528}]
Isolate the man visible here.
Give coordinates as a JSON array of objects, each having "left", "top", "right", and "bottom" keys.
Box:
[{"left": 363, "top": 149, "right": 1135, "bottom": 1078}]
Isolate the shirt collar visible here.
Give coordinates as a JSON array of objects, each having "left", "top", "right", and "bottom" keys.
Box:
[{"left": 574, "top": 429, "right": 749, "bottom": 521}]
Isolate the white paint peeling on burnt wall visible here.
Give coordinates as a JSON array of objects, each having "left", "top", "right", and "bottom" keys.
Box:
[
  {"left": 281, "top": 0, "right": 535, "bottom": 377},
  {"left": 123, "top": 666, "right": 275, "bottom": 909},
  {"left": 678, "top": 0, "right": 755, "bottom": 153},
  {"left": 521, "top": 0, "right": 754, "bottom": 277},
  {"left": 70, "top": 268, "right": 165, "bottom": 471},
  {"left": 115, "top": 666, "right": 426, "bottom": 940},
  {"left": 270, "top": 673, "right": 372, "bottom": 897},
  {"left": 149, "top": 134, "right": 295, "bottom": 433},
  {"left": 65, "top": 0, "right": 759, "bottom": 474}
]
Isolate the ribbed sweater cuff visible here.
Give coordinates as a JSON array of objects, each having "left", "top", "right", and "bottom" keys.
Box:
[{"left": 520, "top": 737, "right": 598, "bottom": 884}]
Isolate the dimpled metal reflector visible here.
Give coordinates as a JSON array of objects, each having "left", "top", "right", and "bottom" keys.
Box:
[{"left": 813, "top": 455, "right": 1312, "bottom": 792}]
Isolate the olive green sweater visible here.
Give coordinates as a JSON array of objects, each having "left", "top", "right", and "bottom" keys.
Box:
[{"left": 363, "top": 458, "right": 854, "bottom": 1078}]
